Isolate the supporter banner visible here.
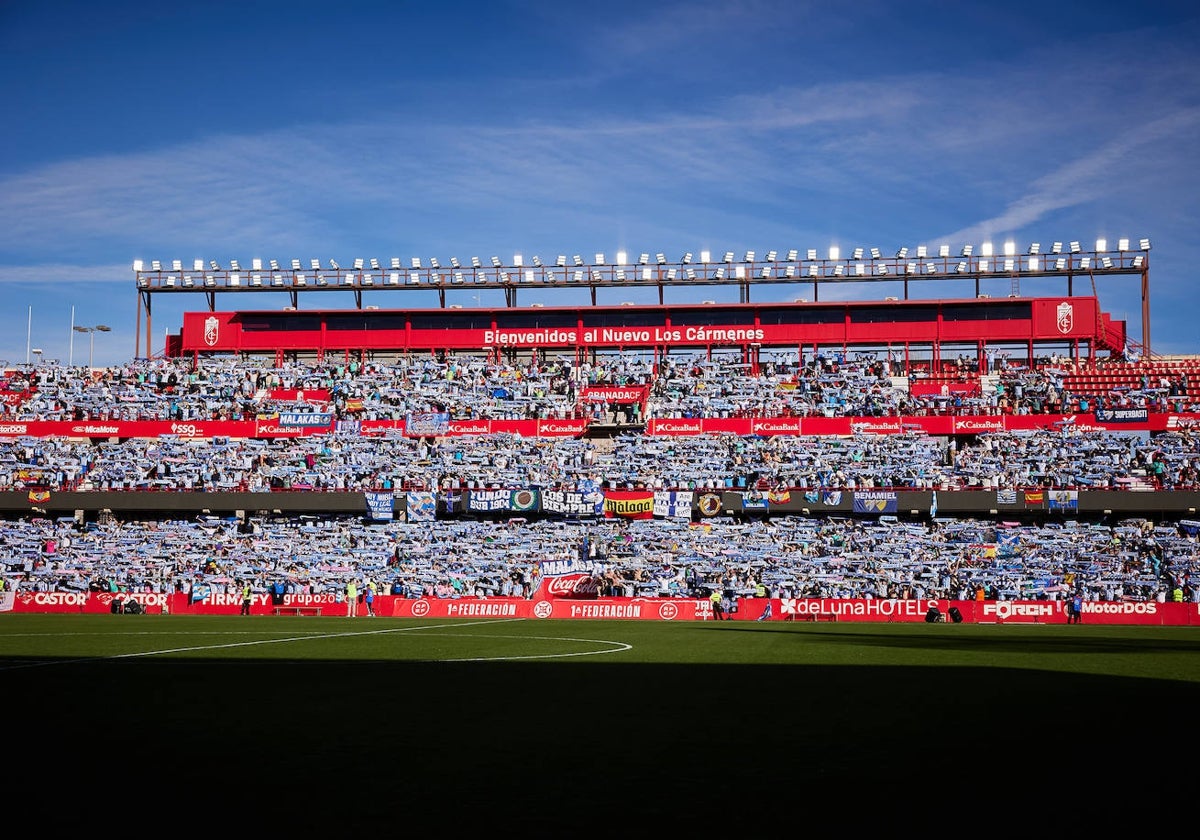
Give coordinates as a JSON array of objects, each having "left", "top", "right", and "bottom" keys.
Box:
[
  {"left": 696, "top": 492, "right": 723, "bottom": 517},
  {"left": 7, "top": 592, "right": 1198, "bottom": 625},
  {"left": 406, "top": 412, "right": 450, "bottom": 437},
  {"left": 1048, "top": 490, "right": 1079, "bottom": 511},
  {"left": 741, "top": 490, "right": 769, "bottom": 511},
  {"left": 267, "top": 388, "right": 330, "bottom": 403},
  {"left": 1095, "top": 408, "right": 1149, "bottom": 423},
  {"left": 533, "top": 556, "right": 602, "bottom": 599},
  {"left": 853, "top": 491, "right": 898, "bottom": 514},
  {"left": 653, "top": 490, "right": 694, "bottom": 518},
  {"left": 603, "top": 490, "right": 655, "bottom": 519},
  {"left": 406, "top": 491, "right": 435, "bottom": 521},
  {"left": 365, "top": 491, "right": 394, "bottom": 521},
  {"left": 467, "top": 488, "right": 540, "bottom": 514},
  {"left": 579, "top": 386, "right": 649, "bottom": 403},
  {"left": 278, "top": 412, "right": 334, "bottom": 428},
  {"left": 541, "top": 489, "right": 604, "bottom": 517}
]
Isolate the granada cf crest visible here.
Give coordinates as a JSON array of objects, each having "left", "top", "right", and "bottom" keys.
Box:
[
  {"left": 203, "top": 315, "right": 220, "bottom": 346},
  {"left": 1056, "top": 301, "right": 1073, "bottom": 334}
]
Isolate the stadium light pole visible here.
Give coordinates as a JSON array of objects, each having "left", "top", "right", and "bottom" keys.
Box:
[{"left": 73, "top": 324, "right": 111, "bottom": 369}]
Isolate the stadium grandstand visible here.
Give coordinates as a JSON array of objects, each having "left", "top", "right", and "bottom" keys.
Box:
[{"left": 3, "top": 235, "right": 1199, "bottom": 622}]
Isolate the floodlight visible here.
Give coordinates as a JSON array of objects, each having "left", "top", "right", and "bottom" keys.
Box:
[
  {"left": 806, "top": 264, "right": 817, "bottom": 277},
  {"left": 229, "top": 272, "right": 241, "bottom": 286},
  {"left": 1028, "top": 243, "right": 1040, "bottom": 255},
  {"left": 926, "top": 263, "right": 937, "bottom": 274},
  {"left": 1095, "top": 238, "right": 1107, "bottom": 252},
  {"left": 452, "top": 271, "right": 464, "bottom": 284},
  {"left": 499, "top": 272, "right": 511, "bottom": 283},
  {"left": 368, "top": 258, "right": 379, "bottom": 270},
  {"left": 384, "top": 272, "right": 397, "bottom": 285},
  {"left": 329, "top": 259, "right": 341, "bottom": 270},
  {"left": 513, "top": 254, "right": 523, "bottom": 267},
  {"left": 412, "top": 257, "right": 423, "bottom": 268},
  {"left": 1069, "top": 241, "right": 1081, "bottom": 253},
  {"left": 573, "top": 255, "right": 583, "bottom": 266},
  {"left": 787, "top": 250, "right": 799, "bottom": 261},
  {"left": 960, "top": 245, "right": 973, "bottom": 257},
  {"left": 164, "top": 274, "right": 175, "bottom": 287},
  {"left": 409, "top": 271, "right": 421, "bottom": 284},
  {"left": 295, "top": 273, "right": 308, "bottom": 286},
  {"left": 682, "top": 252, "right": 693, "bottom": 264},
  {"left": 230, "top": 260, "right": 241, "bottom": 271},
  {"left": 876, "top": 264, "right": 888, "bottom": 275},
  {"left": 250, "top": 273, "right": 262, "bottom": 287},
  {"left": 1079, "top": 257, "right": 1091, "bottom": 269},
  {"left": 697, "top": 250, "right": 708, "bottom": 263},
  {"left": 172, "top": 259, "right": 183, "bottom": 271},
  {"left": 806, "top": 249, "right": 817, "bottom": 261},
  {"left": 870, "top": 247, "right": 881, "bottom": 260},
  {"left": 572, "top": 270, "right": 583, "bottom": 282},
  {"left": 530, "top": 256, "right": 541, "bottom": 267},
  {"left": 291, "top": 259, "right": 302, "bottom": 270},
  {"left": 133, "top": 260, "right": 144, "bottom": 272},
  {"left": 361, "top": 273, "right": 374, "bottom": 286},
  {"left": 1055, "top": 258, "right": 1067, "bottom": 270},
  {"left": 316, "top": 274, "right": 327, "bottom": 286},
  {"left": 785, "top": 265, "right": 798, "bottom": 278},
  {"left": 594, "top": 253, "right": 605, "bottom": 265},
  {"left": 833, "top": 265, "right": 845, "bottom": 276},
  {"left": 656, "top": 253, "right": 667, "bottom": 265},
  {"left": 759, "top": 266, "right": 771, "bottom": 278},
  {"left": 640, "top": 267, "right": 651, "bottom": 281},
  {"left": 980, "top": 243, "right": 992, "bottom": 257},
  {"left": 666, "top": 268, "right": 677, "bottom": 280},
  {"left": 1140, "top": 238, "right": 1151, "bottom": 250},
  {"left": 916, "top": 246, "right": 927, "bottom": 258},
  {"left": 450, "top": 257, "right": 461, "bottom": 268},
  {"left": 685, "top": 268, "right": 696, "bottom": 280},
  {"left": 1117, "top": 239, "right": 1129, "bottom": 252},
  {"left": 1132, "top": 255, "right": 1144, "bottom": 268},
  {"left": 743, "top": 251, "right": 755, "bottom": 262},
  {"left": 638, "top": 253, "right": 649, "bottom": 265},
  {"left": 713, "top": 267, "right": 725, "bottom": 279},
  {"left": 151, "top": 260, "right": 162, "bottom": 271},
  {"left": 852, "top": 248, "right": 864, "bottom": 260},
  {"left": 828, "top": 246, "right": 840, "bottom": 260},
  {"left": 250, "top": 258, "right": 263, "bottom": 271},
  {"left": 1003, "top": 259, "right": 1014, "bottom": 272},
  {"left": 390, "top": 258, "right": 402, "bottom": 269},
  {"left": 616, "top": 269, "right": 626, "bottom": 281},
  {"left": 615, "top": 251, "right": 626, "bottom": 265},
  {"left": 854, "top": 263, "right": 865, "bottom": 276},
  {"left": 272, "top": 273, "right": 284, "bottom": 287},
  {"left": 488, "top": 256, "right": 500, "bottom": 267},
  {"left": 471, "top": 256, "right": 482, "bottom": 268},
  {"left": 907, "top": 262, "right": 917, "bottom": 274},
  {"left": 183, "top": 275, "right": 194, "bottom": 287},
  {"left": 590, "top": 270, "right": 602, "bottom": 281},
  {"left": 766, "top": 250, "right": 777, "bottom": 262},
  {"left": 955, "top": 262, "right": 968, "bottom": 273},
  {"left": 722, "top": 251, "right": 734, "bottom": 264},
  {"left": 204, "top": 275, "right": 216, "bottom": 287},
  {"left": 734, "top": 265, "right": 745, "bottom": 279},
  {"left": 938, "top": 245, "right": 950, "bottom": 258},
  {"left": 210, "top": 260, "right": 221, "bottom": 271},
  {"left": 556, "top": 255, "right": 566, "bottom": 267},
  {"left": 1027, "top": 257, "right": 1039, "bottom": 271},
  {"left": 310, "top": 259, "right": 320, "bottom": 270},
  {"left": 523, "top": 270, "right": 535, "bottom": 283},
  {"left": 352, "top": 258, "right": 363, "bottom": 270},
  {"left": 1102, "top": 257, "right": 1113, "bottom": 268},
  {"left": 896, "top": 248, "right": 908, "bottom": 259}
]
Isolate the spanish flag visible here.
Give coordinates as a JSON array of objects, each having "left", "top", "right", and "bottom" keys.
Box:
[
  {"left": 28, "top": 490, "right": 50, "bottom": 504},
  {"left": 1024, "top": 490, "right": 1044, "bottom": 505}
]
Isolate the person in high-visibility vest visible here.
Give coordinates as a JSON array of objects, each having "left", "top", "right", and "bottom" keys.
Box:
[
  {"left": 240, "top": 581, "right": 252, "bottom": 616},
  {"left": 710, "top": 588, "right": 723, "bottom": 621}
]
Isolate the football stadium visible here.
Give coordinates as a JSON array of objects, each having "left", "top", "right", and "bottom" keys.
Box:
[{"left": 4, "top": 238, "right": 1200, "bottom": 832}]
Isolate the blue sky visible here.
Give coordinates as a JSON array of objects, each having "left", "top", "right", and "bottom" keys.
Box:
[{"left": 1, "top": 0, "right": 1198, "bottom": 367}]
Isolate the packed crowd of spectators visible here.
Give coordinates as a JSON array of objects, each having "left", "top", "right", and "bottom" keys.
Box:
[{"left": 3, "top": 510, "right": 1196, "bottom": 607}]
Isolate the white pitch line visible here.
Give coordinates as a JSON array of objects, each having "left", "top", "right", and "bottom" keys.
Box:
[{"left": 0, "top": 618, "right": 632, "bottom": 669}]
